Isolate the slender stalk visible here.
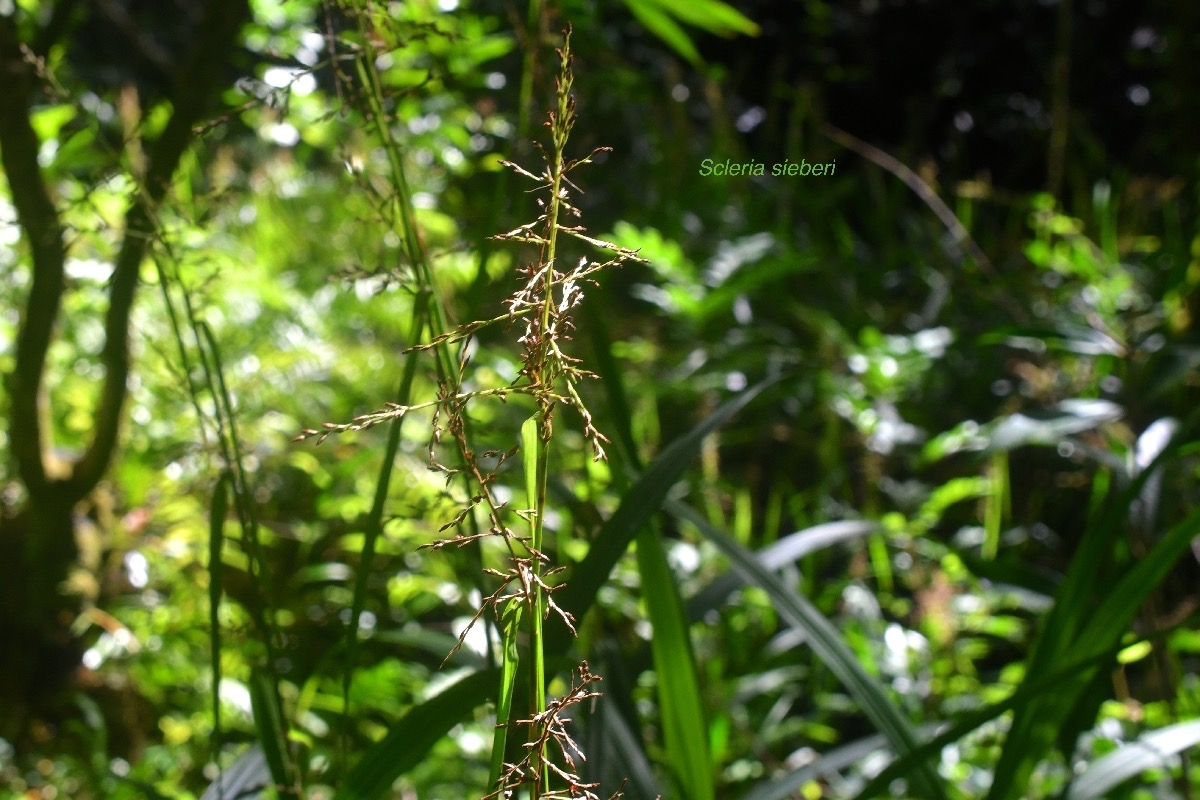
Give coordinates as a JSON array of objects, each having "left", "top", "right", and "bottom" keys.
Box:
[
  {"left": 526, "top": 48, "right": 567, "bottom": 800},
  {"left": 302, "top": 22, "right": 638, "bottom": 799}
]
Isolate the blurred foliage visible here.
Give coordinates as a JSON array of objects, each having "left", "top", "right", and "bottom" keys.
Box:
[{"left": 2, "top": 0, "right": 1199, "bottom": 799}]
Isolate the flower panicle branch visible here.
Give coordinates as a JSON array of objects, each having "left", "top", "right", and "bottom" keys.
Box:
[
  {"left": 484, "top": 662, "right": 624, "bottom": 800},
  {"left": 292, "top": 385, "right": 520, "bottom": 444}
]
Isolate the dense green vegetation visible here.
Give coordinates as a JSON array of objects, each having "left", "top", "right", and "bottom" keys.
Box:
[{"left": 1, "top": 1, "right": 1198, "bottom": 798}]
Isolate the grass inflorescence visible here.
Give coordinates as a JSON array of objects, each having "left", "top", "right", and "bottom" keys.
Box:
[{"left": 300, "top": 24, "right": 641, "bottom": 799}]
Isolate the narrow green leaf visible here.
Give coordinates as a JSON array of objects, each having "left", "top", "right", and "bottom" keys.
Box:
[
  {"left": 522, "top": 414, "right": 539, "bottom": 522},
  {"left": 334, "top": 668, "right": 498, "bottom": 800},
  {"left": 687, "top": 519, "right": 880, "bottom": 619},
  {"left": 249, "top": 668, "right": 292, "bottom": 794},
  {"left": 488, "top": 600, "right": 523, "bottom": 790},
  {"left": 1065, "top": 720, "right": 1200, "bottom": 800},
  {"left": 987, "top": 461, "right": 1198, "bottom": 800},
  {"left": 552, "top": 377, "right": 777, "bottom": 651},
  {"left": 208, "top": 471, "right": 231, "bottom": 761},
  {"left": 854, "top": 644, "right": 1121, "bottom": 799},
  {"left": 622, "top": 0, "right": 703, "bottom": 65},
  {"left": 626, "top": 0, "right": 760, "bottom": 39},
  {"left": 581, "top": 675, "right": 663, "bottom": 799},
  {"left": 342, "top": 304, "right": 424, "bottom": 742},
  {"left": 199, "top": 745, "right": 269, "bottom": 800},
  {"left": 636, "top": 528, "right": 714, "bottom": 800},
  {"left": 745, "top": 730, "right": 924, "bottom": 800},
  {"left": 666, "top": 500, "right": 947, "bottom": 800}
]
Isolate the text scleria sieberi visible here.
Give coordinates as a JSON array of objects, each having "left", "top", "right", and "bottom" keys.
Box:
[{"left": 698, "top": 157, "right": 836, "bottom": 177}]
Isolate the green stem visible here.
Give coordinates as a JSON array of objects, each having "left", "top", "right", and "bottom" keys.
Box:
[{"left": 525, "top": 27, "right": 575, "bottom": 800}]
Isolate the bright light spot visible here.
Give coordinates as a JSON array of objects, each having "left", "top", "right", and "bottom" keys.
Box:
[
  {"left": 735, "top": 105, "right": 766, "bottom": 133},
  {"left": 269, "top": 123, "right": 300, "bottom": 147},
  {"left": 485, "top": 72, "right": 505, "bottom": 89},
  {"left": 219, "top": 679, "right": 254, "bottom": 717},
  {"left": 1127, "top": 84, "right": 1150, "bottom": 106},
  {"left": 667, "top": 541, "right": 700, "bottom": 575},
  {"left": 38, "top": 138, "right": 58, "bottom": 167},
  {"left": 263, "top": 67, "right": 297, "bottom": 89},
  {"left": 954, "top": 111, "right": 974, "bottom": 132},
  {"left": 671, "top": 83, "right": 690, "bottom": 102},
  {"left": 842, "top": 584, "right": 881, "bottom": 619},
  {"left": 66, "top": 258, "right": 113, "bottom": 282},
  {"left": 165, "top": 461, "right": 183, "bottom": 481},
  {"left": 452, "top": 617, "right": 489, "bottom": 657},
  {"left": 293, "top": 72, "right": 316, "bottom": 96},
  {"left": 301, "top": 31, "right": 325, "bottom": 52},
  {"left": 125, "top": 551, "right": 149, "bottom": 588},
  {"left": 1136, "top": 417, "right": 1178, "bottom": 470},
  {"left": 0, "top": 201, "right": 19, "bottom": 246},
  {"left": 438, "top": 0, "right": 459, "bottom": 9},
  {"left": 733, "top": 295, "right": 752, "bottom": 324},
  {"left": 913, "top": 326, "right": 953, "bottom": 356},
  {"left": 455, "top": 728, "right": 487, "bottom": 754},
  {"left": 82, "top": 648, "right": 103, "bottom": 669},
  {"left": 880, "top": 356, "right": 898, "bottom": 378},
  {"left": 1130, "top": 27, "right": 1159, "bottom": 50},
  {"left": 848, "top": 353, "right": 868, "bottom": 374},
  {"left": 725, "top": 371, "right": 747, "bottom": 391},
  {"left": 409, "top": 113, "right": 441, "bottom": 134},
  {"left": 438, "top": 582, "right": 462, "bottom": 605}
]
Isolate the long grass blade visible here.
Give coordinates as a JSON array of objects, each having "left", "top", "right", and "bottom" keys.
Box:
[
  {"left": 341, "top": 334, "right": 421, "bottom": 743},
  {"left": 687, "top": 519, "right": 880, "bottom": 619},
  {"left": 986, "top": 452, "right": 1198, "bottom": 800},
  {"left": 1065, "top": 720, "right": 1200, "bottom": 800},
  {"left": 635, "top": 528, "right": 714, "bottom": 800},
  {"left": 488, "top": 600, "right": 523, "bottom": 790},
  {"left": 744, "top": 728, "right": 944, "bottom": 800},
  {"left": 199, "top": 745, "right": 269, "bottom": 800},
  {"left": 333, "top": 668, "right": 498, "bottom": 800},
  {"left": 208, "top": 471, "right": 231, "bottom": 795},
  {"left": 581, "top": 670, "right": 663, "bottom": 799},
  {"left": 666, "top": 499, "right": 947, "bottom": 800},
  {"left": 248, "top": 667, "right": 293, "bottom": 795},
  {"left": 854, "top": 644, "right": 1122, "bottom": 799},
  {"left": 551, "top": 377, "right": 779, "bottom": 652}
]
